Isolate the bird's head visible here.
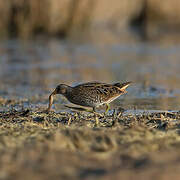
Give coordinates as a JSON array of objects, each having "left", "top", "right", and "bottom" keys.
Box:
[
  {"left": 46, "top": 84, "right": 70, "bottom": 112},
  {"left": 52, "top": 84, "right": 69, "bottom": 95}
]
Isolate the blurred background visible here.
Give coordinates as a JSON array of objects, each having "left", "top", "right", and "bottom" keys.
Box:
[{"left": 0, "top": 0, "right": 180, "bottom": 111}]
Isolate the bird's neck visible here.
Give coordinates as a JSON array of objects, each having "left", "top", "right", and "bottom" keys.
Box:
[{"left": 64, "top": 86, "right": 73, "bottom": 97}]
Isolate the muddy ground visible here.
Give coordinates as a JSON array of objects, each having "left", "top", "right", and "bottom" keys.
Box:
[{"left": 0, "top": 97, "right": 180, "bottom": 180}]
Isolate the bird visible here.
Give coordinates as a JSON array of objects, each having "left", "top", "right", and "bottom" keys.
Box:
[{"left": 46, "top": 81, "right": 131, "bottom": 113}]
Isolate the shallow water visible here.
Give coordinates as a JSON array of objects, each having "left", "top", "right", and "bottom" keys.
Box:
[{"left": 0, "top": 31, "right": 180, "bottom": 112}]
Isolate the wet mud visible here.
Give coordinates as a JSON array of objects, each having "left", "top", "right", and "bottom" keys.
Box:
[{"left": 0, "top": 97, "right": 180, "bottom": 180}]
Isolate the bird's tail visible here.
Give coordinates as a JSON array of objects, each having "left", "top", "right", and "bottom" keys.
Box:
[{"left": 113, "top": 82, "right": 132, "bottom": 91}]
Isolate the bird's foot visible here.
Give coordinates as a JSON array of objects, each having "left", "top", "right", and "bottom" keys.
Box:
[
  {"left": 43, "top": 108, "right": 55, "bottom": 114},
  {"left": 104, "top": 104, "right": 110, "bottom": 116}
]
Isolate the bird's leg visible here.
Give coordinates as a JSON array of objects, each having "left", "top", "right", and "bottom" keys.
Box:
[
  {"left": 94, "top": 113, "right": 99, "bottom": 127},
  {"left": 105, "top": 104, "right": 110, "bottom": 115},
  {"left": 83, "top": 106, "right": 96, "bottom": 113},
  {"left": 93, "top": 107, "right": 96, "bottom": 112}
]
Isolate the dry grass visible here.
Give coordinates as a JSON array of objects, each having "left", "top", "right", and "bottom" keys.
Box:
[
  {"left": 0, "top": 97, "right": 180, "bottom": 180},
  {"left": 0, "top": 0, "right": 95, "bottom": 38},
  {"left": 1, "top": 0, "right": 180, "bottom": 39}
]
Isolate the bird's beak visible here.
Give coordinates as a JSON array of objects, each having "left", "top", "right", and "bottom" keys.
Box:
[{"left": 46, "top": 89, "right": 57, "bottom": 112}]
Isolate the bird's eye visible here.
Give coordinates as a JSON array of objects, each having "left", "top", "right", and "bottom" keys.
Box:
[{"left": 61, "top": 87, "right": 66, "bottom": 94}]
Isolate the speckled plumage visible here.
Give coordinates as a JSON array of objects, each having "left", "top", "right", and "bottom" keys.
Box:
[
  {"left": 47, "top": 81, "right": 131, "bottom": 113},
  {"left": 65, "top": 82, "right": 128, "bottom": 107}
]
